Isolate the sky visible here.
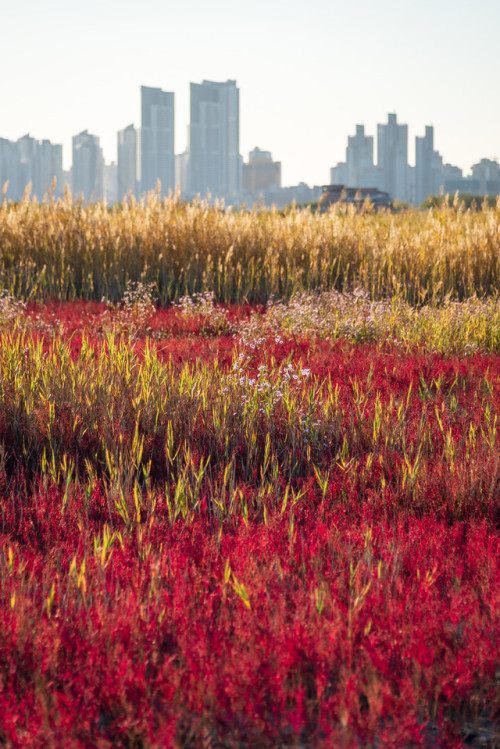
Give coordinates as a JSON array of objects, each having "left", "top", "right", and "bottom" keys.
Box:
[{"left": 1, "top": 0, "right": 499, "bottom": 186}]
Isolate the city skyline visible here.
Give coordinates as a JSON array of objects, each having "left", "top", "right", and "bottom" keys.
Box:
[
  {"left": 2, "top": 100, "right": 500, "bottom": 207},
  {"left": 330, "top": 115, "right": 500, "bottom": 205},
  {"left": 2, "top": 83, "right": 499, "bottom": 188},
  {"left": 1, "top": 0, "right": 499, "bottom": 187}
]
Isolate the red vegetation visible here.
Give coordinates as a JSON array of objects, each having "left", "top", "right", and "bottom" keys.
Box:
[{"left": 0, "top": 303, "right": 498, "bottom": 747}]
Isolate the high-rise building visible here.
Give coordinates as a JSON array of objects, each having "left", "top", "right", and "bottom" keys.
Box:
[
  {"left": 345, "top": 125, "right": 377, "bottom": 188},
  {"left": 72, "top": 130, "right": 104, "bottom": 201},
  {"left": 242, "top": 147, "right": 281, "bottom": 192},
  {"left": 188, "top": 79, "right": 241, "bottom": 201},
  {"left": 16, "top": 134, "right": 37, "bottom": 191},
  {"left": 377, "top": 114, "right": 409, "bottom": 201},
  {"left": 175, "top": 151, "right": 190, "bottom": 195},
  {"left": 471, "top": 158, "right": 500, "bottom": 196},
  {"left": 437, "top": 164, "right": 473, "bottom": 196},
  {"left": 117, "top": 124, "right": 138, "bottom": 198},
  {"left": 140, "top": 86, "right": 175, "bottom": 197},
  {"left": 0, "top": 138, "right": 24, "bottom": 201},
  {"left": 104, "top": 162, "right": 118, "bottom": 204},
  {"left": 415, "top": 126, "right": 443, "bottom": 205},
  {"left": 35, "top": 140, "right": 63, "bottom": 198},
  {"left": 0, "top": 135, "right": 63, "bottom": 201},
  {"left": 330, "top": 162, "right": 347, "bottom": 185}
]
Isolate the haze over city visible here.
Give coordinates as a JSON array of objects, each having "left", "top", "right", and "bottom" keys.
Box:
[{"left": 1, "top": 0, "right": 499, "bottom": 187}]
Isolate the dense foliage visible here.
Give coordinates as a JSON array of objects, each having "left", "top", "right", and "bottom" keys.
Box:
[
  {"left": 0, "top": 296, "right": 498, "bottom": 747},
  {"left": 1, "top": 192, "right": 500, "bottom": 304}
]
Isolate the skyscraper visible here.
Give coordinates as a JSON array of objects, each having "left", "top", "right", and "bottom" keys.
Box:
[
  {"left": 16, "top": 134, "right": 37, "bottom": 191},
  {"left": 117, "top": 124, "right": 138, "bottom": 198},
  {"left": 35, "top": 140, "right": 63, "bottom": 198},
  {"left": 72, "top": 130, "right": 104, "bottom": 201},
  {"left": 140, "top": 86, "right": 175, "bottom": 197},
  {"left": 415, "top": 126, "right": 443, "bottom": 205},
  {"left": 471, "top": 158, "right": 500, "bottom": 196},
  {"left": 0, "top": 138, "right": 24, "bottom": 201},
  {"left": 242, "top": 147, "right": 281, "bottom": 193},
  {"left": 346, "top": 125, "right": 375, "bottom": 188},
  {"left": 104, "top": 162, "right": 118, "bottom": 204},
  {"left": 188, "top": 79, "right": 240, "bottom": 201},
  {"left": 0, "top": 136, "right": 63, "bottom": 200},
  {"left": 377, "top": 114, "right": 409, "bottom": 201},
  {"left": 175, "top": 151, "right": 189, "bottom": 195}
]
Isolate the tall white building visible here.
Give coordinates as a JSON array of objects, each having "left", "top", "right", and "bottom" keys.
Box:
[
  {"left": 117, "top": 124, "right": 138, "bottom": 198},
  {"left": 104, "top": 162, "right": 118, "bottom": 204},
  {"left": 16, "top": 134, "right": 37, "bottom": 191},
  {"left": 72, "top": 130, "right": 104, "bottom": 201},
  {"left": 175, "top": 151, "right": 189, "bottom": 195},
  {"left": 0, "top": 138, "right": 24, "bottom": 200},
  {"left": 0, "top": 135, "right": 63, "bottom": 200},
  {"left": 330, "top": 162, "right": 347, "bottom": 185},
  {"left": 140, "top": 86, "right": 175, "bottom": 197},
  {"left": 188, "top": 79, "right": 241, "bottom": 202},
  {"left": 345, "top": 125, "right": 380, "bottom": 188},
  {"left": 35, "top": 139, "right": 63, "bottom": 197},
  {"left": 377, "top": 114, "right": 409, "bottom": 202},
  {"left": 415, "top": 126, "right": 443, "bottom": 205},
  {"left": 471, "top": 158, "right": 500, "bottom": 195}
]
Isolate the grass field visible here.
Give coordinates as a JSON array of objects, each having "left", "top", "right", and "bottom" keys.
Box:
[
  {"left": 1, "top": 191, "right": 500, "bottom": 304},
  {"left": 0, "top": 197, "right": 499, "bottom": 747}
]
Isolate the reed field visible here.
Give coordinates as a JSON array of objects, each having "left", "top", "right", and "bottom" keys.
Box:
[
  {"left": 1, "top": 190, "right": 500, "bottom": 304},
  {"left": 0, "top": 195, "right": 499, "bottom": 747}
]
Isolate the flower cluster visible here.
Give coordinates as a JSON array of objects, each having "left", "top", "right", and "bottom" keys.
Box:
[
  {"left": 174, "top": 290, "right": 233, "bottom": 336},
  {"left": 100, "top": 280, "right": 157, "bottom": 336},
  {"left": 0, "top": 289, "right": 25, "bottom": 323},
  {"left": 265, "top": 288, "right": 397, "bottom": 342}
]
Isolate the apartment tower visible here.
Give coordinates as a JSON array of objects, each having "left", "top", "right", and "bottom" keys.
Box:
[
  {"left": 188, "top": 79, "right": 241, "bottom": 201},
  {"left": 346, "top": 125, "right": 376, "bottom": 188},
  {"left": 377, "top": 113, "right": 408, "bottom": 202},
  {"left": 415, "top": 126, "right": 444, "bottom": 205},
  {"left": 118, "top": 124, "right": 138, "bottom": 198},
  {"left": 140, "top": 86, "right": 175, "bottom": 197},
  {"left": 72, "top": 130, "right": 104, "bottom": 201}
]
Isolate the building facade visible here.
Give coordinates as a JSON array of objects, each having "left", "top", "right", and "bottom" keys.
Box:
[
  {"left": 415, "top": 126, "right": 443, "bottom": 205},
  {"left": 330, "top": 162, "right": 347, "bottom": 186},
  {"left": 188, "top": 79, "right": 241, "bottom": 201},
  {"left": 242, "top": 147, "right": 281, "bottom": 192},
  {"left": 175, "top": 150, "right": 190, "bottom": 195},
  {"left": 35, "top": 139, "right": 63, "bottom": 197},
  {"left": 471, "top": 158, "right": 500, "bottom": 196},
  {"left": 117, "top": 124, "right": 138, "bottom": 199},
  {"left": 104, "top": 162, "right": 118, "bottom": 204},
  {"left": 72, "top": 130, "right": 104, "bottom": 201},
  {"left": 345, "top": 125, "right": 380, "bottom": 189},
  {"left": 0, "top": 138, "right": 24, "bottom": 200},
  {"left": 140, "top": 86, "right": 175, "bottom": 197},
  {"left": 0, "top": 135, "right": 63, "bottom": 201},
  {"left": 377, "top": 113, "right": 409, "bottom": 202}
]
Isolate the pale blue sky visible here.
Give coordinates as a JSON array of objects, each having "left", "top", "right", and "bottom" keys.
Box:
[{"left": 1, "top": 0, "right": 498, "bottom": 185}]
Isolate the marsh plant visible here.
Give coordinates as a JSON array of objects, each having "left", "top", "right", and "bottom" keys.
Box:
[
  {"left": 1, "top": 193, "right": 499, "bottom": 747},
  {"left": 0, "top": 289, "right": 25, "bottom": 324},
  {"left": 102, "top": 280, "right": 157, "bottom": 335},
  {"left": 1, "top": 191, "right": 500, "bottom": 304},
  {"left": 174, "top": 290, "right": 233, "bottom": 336}
]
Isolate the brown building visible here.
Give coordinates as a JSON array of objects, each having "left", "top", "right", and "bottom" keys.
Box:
[{"left": 242, "top": 147, "right": 281, "bottom": 192}]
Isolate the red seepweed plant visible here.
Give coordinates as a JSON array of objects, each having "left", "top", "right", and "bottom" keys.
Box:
[{"left": 0, "top": 300, "right": 498, "bottom": 747}]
